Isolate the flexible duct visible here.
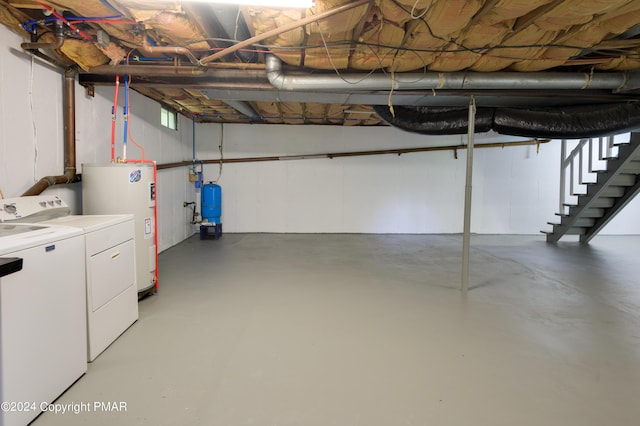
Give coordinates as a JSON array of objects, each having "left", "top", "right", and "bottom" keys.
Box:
[{"left": 374, "top": 103, "right": 640, "bottom": 138}]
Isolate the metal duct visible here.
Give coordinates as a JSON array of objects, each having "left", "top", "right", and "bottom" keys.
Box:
[
  {"left": 265, "top": 55, "right": 636, "bottom": 92},
  {"left": 222, "top": 100, "right": 257, "bottom": 117}
]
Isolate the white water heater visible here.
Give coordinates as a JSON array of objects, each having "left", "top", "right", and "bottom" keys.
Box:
[{"left": 82, "top": 163, "right": 157, "bottom": 293}]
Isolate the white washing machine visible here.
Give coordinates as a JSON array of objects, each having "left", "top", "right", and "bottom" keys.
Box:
[
  {"left": 0, "top": 196, "right": 139, "bottom": 362},
  {"left": 0, "top": 222, "right": 87, "bottom": 426}
]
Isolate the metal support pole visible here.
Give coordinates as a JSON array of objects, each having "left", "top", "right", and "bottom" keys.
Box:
[
  {"left": 461, "top": 96, "right": 476, "bottom": 296},
  {"left": 560, "top": 140, "right": 567, "bottom": 214}
]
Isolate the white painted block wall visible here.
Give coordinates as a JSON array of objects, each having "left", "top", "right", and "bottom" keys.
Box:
[
  {"left": 0, "top": 25, "right": 196, "bottom": 252},
  {"left": 198, "top": 123, "right": 640, "bottom": 235}
]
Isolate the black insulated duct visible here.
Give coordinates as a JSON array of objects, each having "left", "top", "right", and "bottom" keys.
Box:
[{"left": 374, "top": 103, "right": 640, "bottom": 139}]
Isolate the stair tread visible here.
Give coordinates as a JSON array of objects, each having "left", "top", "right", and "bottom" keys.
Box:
[{"left": 548, "top": 133, "right": 640, "bottom": 242}]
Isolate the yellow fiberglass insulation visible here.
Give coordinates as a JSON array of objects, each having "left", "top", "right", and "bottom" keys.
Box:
[
  {"left": 350, "top": 21, "right": 404, "bottom": 70},
  {"left": 254, "top": 101, "right": 283, "bottom": 124},
  {"left": 60, "top": 39, "right": 109, "bottom": 70},
  {"left": 423, "top": 0, "right": 483, "bottom": 38},
  {"left": 389, "top": 19, "right": 445, "bottom": 71},
  {"left": 308, "top": 0, "right": 369, "bottom": 35},
  {"left": 145, "top": 12, "right": 209, "bottom": 50}
]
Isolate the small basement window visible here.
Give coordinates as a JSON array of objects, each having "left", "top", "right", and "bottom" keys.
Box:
[{"left": 161, "top": 106, "right": 178, "bottom": 130}]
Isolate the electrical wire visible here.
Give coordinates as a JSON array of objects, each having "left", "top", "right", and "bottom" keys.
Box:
[
  {"left": 29, "top": 55, "right": 38, "bottom": 183},
  {"left": 20, "top": 4, "right": 635, "bottom": 69},
  {"left": 174, "top": 36, "right": 627, "bottom": 64},
  {"left": 410, "top": 0, "right": 429, "bottom": 20},
  {"left": 315, "top": 21, "right": 378, "bottom": 84},
  {"left": 213, "top": 124, "right": 223, "bottom": 183}
]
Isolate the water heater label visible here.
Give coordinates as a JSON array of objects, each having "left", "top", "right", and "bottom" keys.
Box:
[
  {"left": 144, "top": 217, "right": 152, "bottom": 239},
  {"left": 129, "top": 169, "right": 142, "bottom": 183}
]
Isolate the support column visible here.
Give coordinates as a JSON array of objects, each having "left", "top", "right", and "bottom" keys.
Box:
[{"left": 461, "top": 96, "right": 476, "bottom": 295}]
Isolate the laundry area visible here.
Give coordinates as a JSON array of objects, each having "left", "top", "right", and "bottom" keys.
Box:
[{"left": 1, "top": 0, "right": 640, "bottom": 425}]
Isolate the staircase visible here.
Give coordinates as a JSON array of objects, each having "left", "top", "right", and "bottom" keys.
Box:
[{"left": 543, "top": 132, "right": 640, "bottom": 243}]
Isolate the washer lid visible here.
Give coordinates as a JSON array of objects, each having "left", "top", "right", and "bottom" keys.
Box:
[
  {"left": 0, "top": 223, "right": 47, "bottom": 237},
  {"left": 0, "top": 223, "right": 83, "bottom": 255}
]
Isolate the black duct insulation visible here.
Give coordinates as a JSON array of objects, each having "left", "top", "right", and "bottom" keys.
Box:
[{"left": 374, "top": 103, "right": 640, "bottom": 138}]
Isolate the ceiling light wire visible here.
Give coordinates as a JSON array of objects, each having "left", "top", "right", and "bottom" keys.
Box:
[
  {"left": 316, "top": 22, "right": 378, "bottom": 84},
  {"left": 213, "top": 123, "right": 224, "bottom": 183},
  {"left": 410, "top": 0, "right": 429, "bottom": 20},
  {"left": 29, "top": 55, "right": 38, "bottom": 183}
]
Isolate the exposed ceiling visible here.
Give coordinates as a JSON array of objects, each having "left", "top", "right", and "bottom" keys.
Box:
[{"left": 2, "top": 0, "right": 640, "bottom": 129}]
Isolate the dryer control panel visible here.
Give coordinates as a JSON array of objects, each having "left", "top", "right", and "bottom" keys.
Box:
[{"left": 0, "top": 196, "right": 70, "bottom": 222}]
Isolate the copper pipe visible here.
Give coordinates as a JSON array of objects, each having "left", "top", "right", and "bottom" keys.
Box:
[
  {"left": 199, "top": 0, "right": 371, "bottom": 65},
  {"left": 21, "top": 20, "right": 64, "bottom": 50},
  {"left": 156, "top": 139, "right": 550, "bottom": 169},
  {"left": 86, "top": 63, "right": 265, "bottom": 76},
  {"left": 87, "top": 65, "right": 207, "bottom": 76},
  {"left": 140, "top": 34, "right": 202, "bottom": 67},
  {"left": 203, "top": 63, "right": 265, "bottom": 70},
  {"left": 22, "top": 69, "right": 80, "bottom": 196},
  {"left": 63, "top": 68, "right": 76, "bottom": 176}
]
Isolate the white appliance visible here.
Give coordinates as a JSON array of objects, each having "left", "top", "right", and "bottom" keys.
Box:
[
  {"left": 0, "top": 222, "right": 86, "bottom": 426},
  {"left": 45, "top": 215, "right": 138, "bottom": 362},
  {"left": 82, "top": 163, "right": 157, "bottom": 294},
  {"left": 0, "top": 195, "right": 138, "bottom": 363}
]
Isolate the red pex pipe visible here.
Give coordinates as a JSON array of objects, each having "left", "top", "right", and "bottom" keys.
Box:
[
  {"left": 125, "top": 159, "right": 159, "bottom": 290},
  {"left": 111, "top": 75, "right": 120, "bottom": 162},
  {"left": 36, "top": 1, "right": 91, "bottom": 41}
]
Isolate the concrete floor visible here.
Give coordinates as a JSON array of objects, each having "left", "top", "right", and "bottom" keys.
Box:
[{"left": 32, "top": 234, "right": 640, "bottom": 426}]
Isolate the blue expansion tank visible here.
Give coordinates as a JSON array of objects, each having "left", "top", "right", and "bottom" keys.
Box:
[{"left": 201, "top": 183, "right": 222, "bottom": 224}]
